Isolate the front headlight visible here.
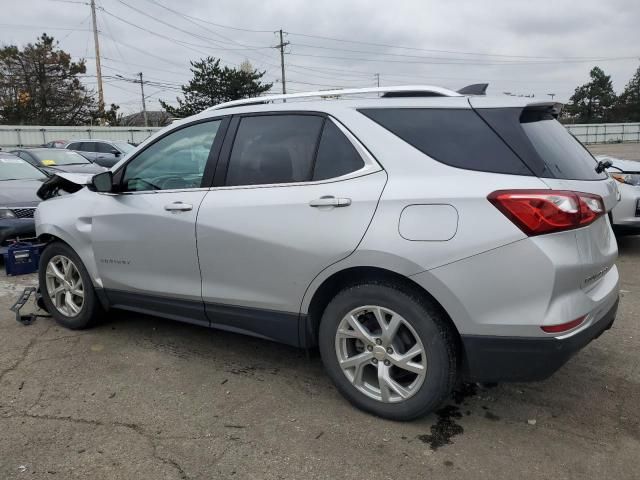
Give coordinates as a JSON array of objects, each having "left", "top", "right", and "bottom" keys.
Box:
[
  {"left": 610, "top": 172, "right": 640, "bottom": 186},
  {"left": 0, "top": 208, "right": 16, "bottom": 219}
]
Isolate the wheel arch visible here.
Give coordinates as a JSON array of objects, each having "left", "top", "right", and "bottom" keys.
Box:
[{"left": 302, "top": 265, "right": 462, "bottom": 352}]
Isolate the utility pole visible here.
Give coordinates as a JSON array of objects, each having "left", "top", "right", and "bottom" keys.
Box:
[
  {"left": 276, "top": 30, "right": 289, "bottom": 95},
  {"left": 547, "top": 93, "right": 556, "bottom": 100},
  {"left": 90, "top": 0, "right": 104, "bottom": 119},
  {"left": 139, "top": 72, "right": 148, "bottom": 127},
  {"left": 375, "top": 73, "right": 380, "bottom": 97}
]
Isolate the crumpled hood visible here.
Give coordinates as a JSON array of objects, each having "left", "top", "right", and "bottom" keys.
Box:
[
  {"left": 596, "top": 155, "right": 640, "bottom": 173},
  {"left": 37, "top": 172, "right": 94, "bottom": 200},
  {"left": 0, "top": 179, "right": 44, "bottom": 207}
]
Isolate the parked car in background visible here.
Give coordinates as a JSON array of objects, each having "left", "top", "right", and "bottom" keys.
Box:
[
  {"left": 0, "top": 153, "right": 46, "bottom": 246},
  {"left": 41, "top": 140, "right": 69, "bottom": 149},
  {"left": 10, "top": 148, "right": 106, "bottom": 175},
  {"left": 36, "top": 86, "right": 620, "bottom": 420},
  {"left": 66, "top": 139, "right": 135, "bottom": 167},
  {"left": 597, "top": 155, "right": 640, "bottom": 232}
]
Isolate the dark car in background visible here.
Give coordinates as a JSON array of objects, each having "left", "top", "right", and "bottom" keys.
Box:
[
  {"left": 10, "top": 148, "right": 106, "bottom": 175},
  {"left": 0, "top": 153, "right": 47, "bottom": 245},
  {"left": 66, "top": 139, "right": 135, "bottom": 167}
]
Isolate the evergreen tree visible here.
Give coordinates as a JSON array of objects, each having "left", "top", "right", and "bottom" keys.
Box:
[
  {"left": 562, "top": 66, "right": 617, "bottom": 123},
  {"left": 160, "top": 57, "right": 272, "bottom": 118}
]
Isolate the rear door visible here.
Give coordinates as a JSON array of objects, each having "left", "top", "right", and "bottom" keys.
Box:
[
  {"left": 472, "top": 100, "right": 619, "bottom": 289},
  {"left": 196, "top": 113, "right": 386, "bottom": 344}
]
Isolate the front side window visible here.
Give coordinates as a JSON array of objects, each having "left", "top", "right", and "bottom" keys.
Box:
[
  {"left": 122, "top": 120, "right": 221, "bottom": 192},
  {"left": 79, "top": 142, "right": 96, "bottom": 152},
  {"left": 225, "top": 115, "right": 324, "bottom": 186},
  {"left": 95, "top": 142, "right": 115, "bottom": 154}
]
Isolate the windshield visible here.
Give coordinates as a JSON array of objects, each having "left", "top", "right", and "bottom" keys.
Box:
[
  {"left": 113, "top": 141, "right": 135, "bottom": 153},
  {"left": 33, "top": 149, "right": 90, "bottom": 166},
  {"left": 0, "top": 157, "right": 46, "bottom": 180}
]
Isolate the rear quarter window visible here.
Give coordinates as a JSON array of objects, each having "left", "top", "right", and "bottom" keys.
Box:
[{"left": 359, "top": 108, "right": 532, "bottom": 176}]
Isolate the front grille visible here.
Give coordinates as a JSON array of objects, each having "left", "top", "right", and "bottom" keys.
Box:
[{"left": 10, "top": 208, "right": 36, "bottom": 219}]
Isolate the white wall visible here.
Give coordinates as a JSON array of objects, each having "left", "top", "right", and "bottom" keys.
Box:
[{"left": 0, "top": 125, "right": 161, "bottom": 148}]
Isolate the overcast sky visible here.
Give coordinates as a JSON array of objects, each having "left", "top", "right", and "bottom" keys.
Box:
[{"left": 3, "top": 0, "right": 640, "bottom": 115}]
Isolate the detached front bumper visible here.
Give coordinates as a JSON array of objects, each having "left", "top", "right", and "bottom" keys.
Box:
[
  {"left": 461, "top": 296, "right": 619, "bottom": 382},
  {"left": 0, "top": 219, "right": 36, "bottom": 246}
]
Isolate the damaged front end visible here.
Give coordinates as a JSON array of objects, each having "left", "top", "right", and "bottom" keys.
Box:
[{"left": 37, "top": 172, "right": 95, "bottom": 200}]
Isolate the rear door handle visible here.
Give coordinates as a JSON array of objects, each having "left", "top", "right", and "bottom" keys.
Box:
[
  {"left": 164, "top": 201, "right": 193, "bottom": 212},
  {"left": 309, "top": 196, "right": 352, "bottom": 208}
]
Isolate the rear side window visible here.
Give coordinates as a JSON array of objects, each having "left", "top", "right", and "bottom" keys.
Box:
[
  {"left": 359, "top": 108, "right": 531, "bottom": 176},
  {"left": 225, "top": 115, "right": 324, "bottom": 186},
  {"left": 67, "top": 142, "right": 80, "bottom": 150},
  {"left": 313, "top": 121, "right": 365, "bottom": 181}
]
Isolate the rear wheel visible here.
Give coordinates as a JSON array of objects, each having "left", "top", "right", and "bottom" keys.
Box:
[
  {"left": 39, "top": 242, "right": 104, "bottom": 329},
  {"left": 319, "top": 282, "right": 457, "bottom": 420}
]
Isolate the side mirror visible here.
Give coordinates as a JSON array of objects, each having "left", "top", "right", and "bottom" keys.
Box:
[
  {"left": 91, "top": 171, "right": 114, "bottom": 193},
  {"left": 111, "top": 149, "right": 121, "bottom": 157}
]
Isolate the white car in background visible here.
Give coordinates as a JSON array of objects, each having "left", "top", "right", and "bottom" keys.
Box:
[{"left": 598, "top": 155, "right": 640, "bottom": 232}]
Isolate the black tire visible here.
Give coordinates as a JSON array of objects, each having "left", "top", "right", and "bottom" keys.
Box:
[
  {"left": 38, "top": 241, "right": 105, "bottom": 329},
  {"left": 318, "top": 282, "right": 457, "bottom": 421}
]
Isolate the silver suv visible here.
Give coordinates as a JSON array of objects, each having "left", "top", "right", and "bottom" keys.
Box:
[{"left": 35, "top": 86, "right": 620, "bottom": 420}]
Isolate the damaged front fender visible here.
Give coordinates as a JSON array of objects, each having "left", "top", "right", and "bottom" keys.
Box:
[{"left": 37, "top": 172, "right": 95, "bottom": 200}]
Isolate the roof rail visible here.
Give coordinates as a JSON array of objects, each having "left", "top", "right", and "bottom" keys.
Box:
[{"left": 207, "top": 85, "right": 462, "bottom": 111}]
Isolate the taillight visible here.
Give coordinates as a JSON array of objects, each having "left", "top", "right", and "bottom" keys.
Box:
[{"left": 488, "top": 189, "right": 605, "bottom": 236}]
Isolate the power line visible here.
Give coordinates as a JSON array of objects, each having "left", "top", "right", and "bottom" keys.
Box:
[{"left": 285, "top": 31, "right": 636, "bottom": 61}]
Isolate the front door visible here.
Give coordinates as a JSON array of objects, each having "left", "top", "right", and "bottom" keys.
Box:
[
  {"left": 91, "top": 119, "right": 225, "bottom": 325},
  {"left": 197, "top": 114, "right": 386, "bottom": 344}
]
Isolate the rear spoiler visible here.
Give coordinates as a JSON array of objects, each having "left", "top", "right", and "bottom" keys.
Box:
[{"left": 457, "top": 83, "right": 489, "bottom": 96}]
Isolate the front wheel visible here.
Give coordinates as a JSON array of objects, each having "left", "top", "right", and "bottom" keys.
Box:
[
  {"left": 318, "top": 283, "right": 457, "bottom": 421},
  {"left": 39, "top": 242, "right": 104, "bottom": 329}
]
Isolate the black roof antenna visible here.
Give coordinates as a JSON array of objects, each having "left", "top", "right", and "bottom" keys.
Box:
[{"left": 457, "top": 83, "right": 489, "bottom": 96}]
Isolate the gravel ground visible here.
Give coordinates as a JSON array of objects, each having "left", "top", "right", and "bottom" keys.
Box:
[{"left": 0, "top": 143, "right": 638, "bottom": 479}]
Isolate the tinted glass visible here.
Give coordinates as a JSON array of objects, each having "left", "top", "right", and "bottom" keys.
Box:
[
  {"left": 95, "top": 142, "right": 114, "bottom": 153},
  {"left": 32, "top": 149, "right": 90, "bottom": 165},
  {"left": 67, "top": 142, "right": 80, "bottom": 150},
  {"left": 313, "top": 121, "right": 365, "bottom": 180},
  {"left": 0, "top": 156, "right": 46, "bottom": 180},
  {"left": 226, "top": 115, "right": 324, "bottom": 186},
  {"left": 79, "top": 142, "right": 95, "bottom": 152},
  {"left": 122, "top": 120, "right": 221, "bottom": 191},
  {"left": 521, "top": 119, "right": 605, "bottom": 180},
  {"left": 360, "top": 108, "right": 531, "bottom": 175}
]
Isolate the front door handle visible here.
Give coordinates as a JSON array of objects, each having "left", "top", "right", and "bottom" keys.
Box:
[
  {"left": 164, "top": 201, "right": 193, "bottom": 212},
  {"left": 309, "top": 196, "right": 352, "bottom": 208}
]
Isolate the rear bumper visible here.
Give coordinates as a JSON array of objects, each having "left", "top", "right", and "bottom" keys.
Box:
[
  {"left": 0, "top": 219, "right": 36, "bottom": 246},
  {"left": 461, "top": 296, "right": 619, "bottom": 382}
]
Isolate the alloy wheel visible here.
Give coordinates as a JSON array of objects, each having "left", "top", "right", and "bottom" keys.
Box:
[
  {"left": 334, "top": 305, "right": 427, "bottom": 403},
  {"left": 45, "top": 255, "right": 85, "bottom": 317}
]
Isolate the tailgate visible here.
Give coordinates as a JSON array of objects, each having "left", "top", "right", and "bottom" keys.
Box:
[{"left": 471, "top": 99, "right": 619, "bottom": 291}]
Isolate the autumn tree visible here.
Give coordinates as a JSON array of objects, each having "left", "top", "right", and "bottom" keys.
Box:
[
  {"left": 160, "top": 57, "right": 272, "bottom": 117},
  {"left": 562, "top": 66, "right": 617, "bottom": 123},
  {"left": 0, "top": 34, "right": 115, "bottom": 125}
]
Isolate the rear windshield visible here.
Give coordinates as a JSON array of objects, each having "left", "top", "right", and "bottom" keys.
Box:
[
  {"left": 520, "top": 118, "right": 605, "bottom": 180},
  {"left": 359, "top": 108, "right": 532, "bottom": 176},
  {"left": 475, "top": 107, "right": 605, "bottom": 181}
]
